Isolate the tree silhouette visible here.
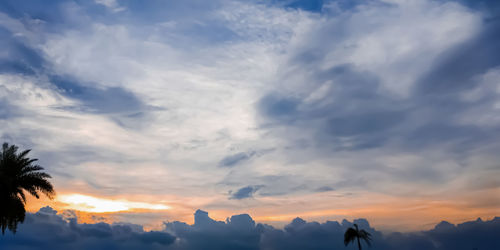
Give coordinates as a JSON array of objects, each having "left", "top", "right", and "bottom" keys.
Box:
[
  {"left": 344, "top": 224, "right": 372, "bottom": 250},
  {"left": 0, "top": 143, "right": 55, "bottom": 234}
]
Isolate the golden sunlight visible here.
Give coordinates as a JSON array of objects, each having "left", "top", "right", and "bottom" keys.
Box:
[{"left": 58, "top": 194, "right": 170, "bottom": 213}]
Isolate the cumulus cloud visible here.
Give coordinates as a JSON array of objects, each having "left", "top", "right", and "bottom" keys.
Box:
[
  {"left": 166, "top": 209, "right": 500, "bottom": 250},
  {"left": 0, "top": 207, "right": 175, "bottom": 250},
  {"left": 4, "top": 207, "right": 497, "bottom": 250},
  {"left": 133, "top": 211, "right": 500, "bottom": 250}
]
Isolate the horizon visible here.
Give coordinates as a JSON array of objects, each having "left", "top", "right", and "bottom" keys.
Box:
[
  {"left": 1, "top": 0, "right": 500, "bottom": 249},
  {"left": 1, "top": 206, "right": 499, "bottom": 249},
  {"left": 18, "top": 205, "right": 500, "bottom": 233}
]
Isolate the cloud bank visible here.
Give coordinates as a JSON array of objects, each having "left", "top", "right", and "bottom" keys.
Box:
[
  {"left": 1, "top": 207, "right": 499, "bottom": 250},
  {"left": 0, "top": 207, "right": 175, "bottom": 250}
]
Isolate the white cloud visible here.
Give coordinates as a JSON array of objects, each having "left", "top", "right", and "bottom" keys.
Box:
[{"left": 95, "top": 0, "right": 126, "bottom": 12}]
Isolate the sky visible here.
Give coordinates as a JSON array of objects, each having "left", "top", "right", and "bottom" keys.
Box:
[{"left": 0, "top": 0, "right": 499, "bottom": 239}]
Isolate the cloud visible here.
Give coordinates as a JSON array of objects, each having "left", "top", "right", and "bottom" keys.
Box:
[
  {"left": 252, "top": 0, "right": 500, "bottom": 197},
  {"left": 219, "top": 148, "right": 277, "bottom": 168},
  {"left": 218, "top": 151, "right": 256, "bottom": 168},
  {"left": 0, "top": 98, "right": 20, "bottom": 119},
  {"left": 0, "top": 207, "right": 175, "bottom": 250},
  {"left": 94, "top": 0, "right": 125, "bottom": 13},
  {"left": 48, "top": 77, "right": 160, "bottom": 132},
  {"left": 2, "top": 207, "right": 500, "bottom": 250},
  {"left": 229, "top": 185, "right": 263, "bottom": 200},
  {"left": 50, "top": 75, "right": 147, "bottom": 115},
  {"left": 0, "top": 7, "right": 154, "bottom": 129},
  {"left": 257, "top": 1, "right": 489, "bottom": 152},
  {"left": 315, "top": 186, "right": 334, "bottom": 192},
  {"left": 0, "top": 26, "right": 45, "bottom": 76},
  {"left": 164, "top": 209, "right": 261, "bottom": 250},
  {"left": 163, "top": 209, "right": 500, "bottom": 250}
]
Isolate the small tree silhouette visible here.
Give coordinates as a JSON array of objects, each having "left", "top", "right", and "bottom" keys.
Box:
[
  {"left": 0, "top": 143, "right": 55, "bottom": 234},
  {"left": 344, "top": 224, "right": 372, "bottom": 250}
]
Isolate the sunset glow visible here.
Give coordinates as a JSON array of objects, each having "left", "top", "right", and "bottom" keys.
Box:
[{"left": 58, "top": 194, "right": 170, "bottom": 213}]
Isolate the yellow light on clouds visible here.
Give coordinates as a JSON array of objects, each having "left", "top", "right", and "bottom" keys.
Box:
[{"left": 58, "top": 194, "right": 170, "bottom": 213}]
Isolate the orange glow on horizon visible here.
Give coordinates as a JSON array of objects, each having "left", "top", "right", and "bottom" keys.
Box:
[
  {"left": 23, "top": 188, "right": 499, "bottom": 232},
  {"left": 57, "top": 193, "right": 170, "bottom": 213}
]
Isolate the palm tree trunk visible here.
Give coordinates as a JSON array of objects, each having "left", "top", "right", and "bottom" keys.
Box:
[{"left": 357, "top": 237, "right": 362, "bottom": 250}]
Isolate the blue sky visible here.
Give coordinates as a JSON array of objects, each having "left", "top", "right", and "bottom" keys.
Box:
[{"left": 0, "top": 0, "right": 499, "bottom": 237}]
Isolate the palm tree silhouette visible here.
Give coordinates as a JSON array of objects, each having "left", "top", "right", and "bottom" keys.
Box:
[
  {"left": 0, "top": 143, "right": 55, "bottom": 234},
  {"left": 344, "top": 223, "right": 372, "bottom": 250}
]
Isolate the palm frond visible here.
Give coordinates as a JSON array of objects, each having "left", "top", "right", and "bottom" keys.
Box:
[
  {"left": 15, "top": 188, "right": 27, "bottom": 204},
  {"left": 16, "top": 149, "right": 31, "bottom": 162},
  {"left": 0, "top": 142, "right": 55, "bottom": 234},
  {"left": 19, "top": 173, "right": 55, "bottom": 199},
  {"left": 19, "top": 164, "right": 44, "bottom": 175},
  {"left": 359, "top": 230, "right": 372, "bottom": 246},
  {"left": 344, "top": 227, "right": 358, "bottom": 246},
  {"left": 344, "top": 224, "right": 373, "bottom": 249}
]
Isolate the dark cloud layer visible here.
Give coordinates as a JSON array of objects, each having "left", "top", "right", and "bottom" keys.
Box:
[
  {"left": 1, "top": 207, "right": 498, "bottom": 250},
  {"left": 165, "top": 209, "right": 500, "bottom": 250},
  {"left": 0, "top": 207, "right": 175, "bottom": 250}
]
